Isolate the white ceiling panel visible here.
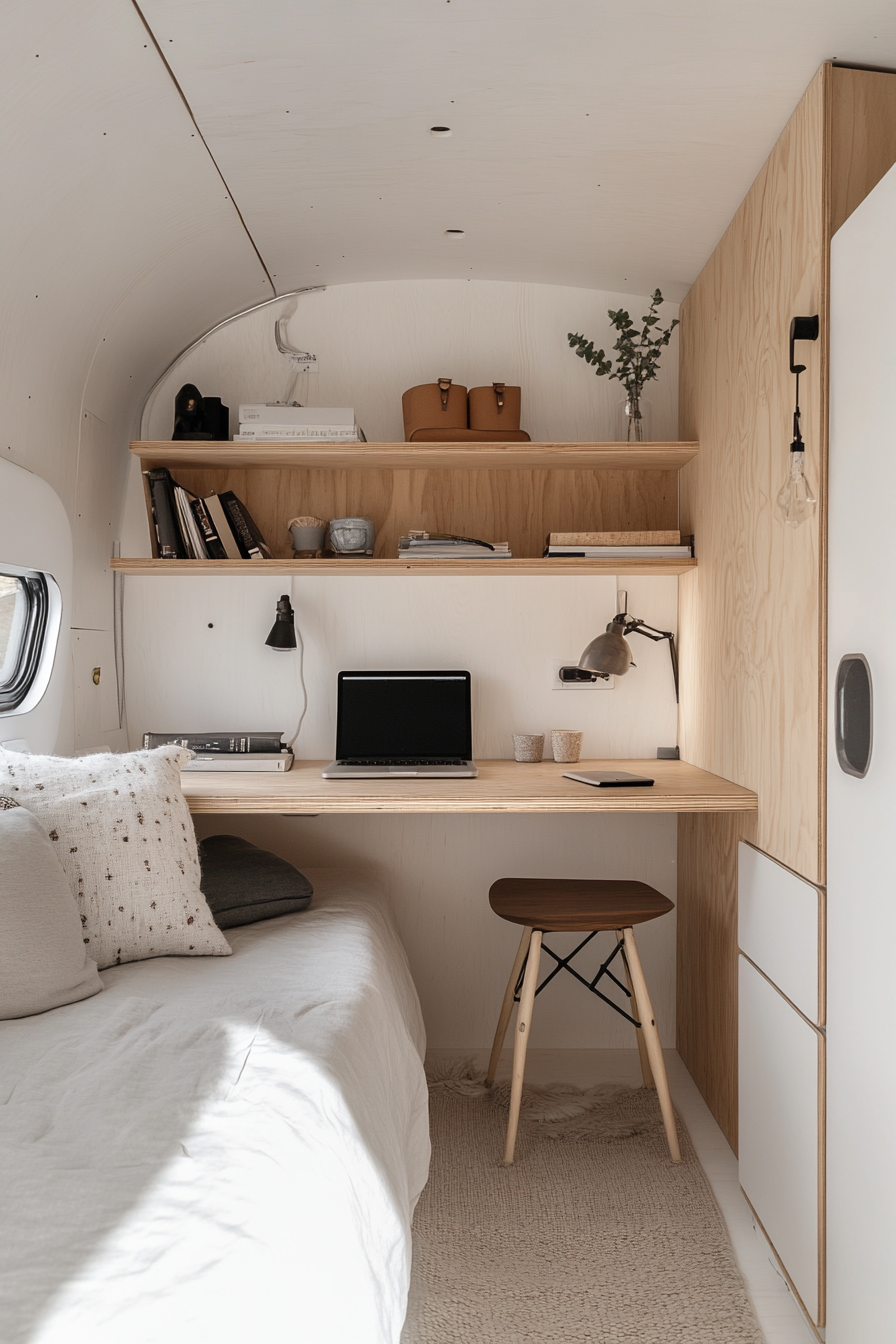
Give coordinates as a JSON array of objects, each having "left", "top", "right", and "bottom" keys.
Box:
[{"left": 139, "top": 0, "right": 896, "bottom": 298}]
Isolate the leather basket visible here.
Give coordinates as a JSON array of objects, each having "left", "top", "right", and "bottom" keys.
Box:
[
  {"left": 402, "top": 379, "right": 467, "bottom": 441},
  {"left": 468, "top": 383, "right": 522, "bottom": 432}
]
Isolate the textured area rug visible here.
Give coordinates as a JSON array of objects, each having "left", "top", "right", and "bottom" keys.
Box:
[{"left": 401, "top": 1066, "right": 764, "bottom": 1344}]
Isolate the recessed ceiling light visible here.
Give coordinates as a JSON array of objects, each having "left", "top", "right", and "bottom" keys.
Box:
[
  {"left": 445, "top": 229, "right": 465, "bottom": 237},
  {"left": 430, "top": 126, "right": 452, "bottom": 137}
]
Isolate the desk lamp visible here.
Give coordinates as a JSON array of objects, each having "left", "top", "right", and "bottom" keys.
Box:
[{"left": 560, "top": 591, "right": 679, "bottom": 702}]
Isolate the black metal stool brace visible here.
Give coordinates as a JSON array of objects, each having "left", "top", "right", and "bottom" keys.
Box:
[{"left": 486, "top": 877, "right": 680, "bottom": 1165}]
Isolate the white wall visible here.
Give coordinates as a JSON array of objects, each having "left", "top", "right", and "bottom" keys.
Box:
[
  {"left": 0, "top": 0, "right": 270, "bottom": 751},
  {"left": 139, "top": 277, "right": 678, "bottom": 450}
]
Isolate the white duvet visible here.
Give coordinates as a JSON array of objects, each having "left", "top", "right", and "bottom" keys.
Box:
[{"left": 0, "top": 871, "right": 430, "bottom": 1344}]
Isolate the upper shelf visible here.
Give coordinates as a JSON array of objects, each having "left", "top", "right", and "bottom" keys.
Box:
[{"left": 130, "top": 440, "right": 699, "bottom": 472}]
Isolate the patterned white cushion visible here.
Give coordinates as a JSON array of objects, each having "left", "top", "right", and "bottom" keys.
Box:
[{"left": 0, "top": 747, "right": 231, "bottom": 969}]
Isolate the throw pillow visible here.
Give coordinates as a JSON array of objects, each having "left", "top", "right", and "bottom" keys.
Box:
[
  {"left": 0, "top": 747, "right": 231, "bottom": 969},
  {"left": 0, "top": 800, "right": 104, "bottom": 1018},
  {"left": 198, "top": 834, "right": 313, "bottom": 928}
]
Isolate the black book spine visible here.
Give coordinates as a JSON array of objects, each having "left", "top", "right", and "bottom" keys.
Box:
[
  {"left": 190, "top": 498, "right": 228, "bottom": 560},
  {"left": 144, "top": 732, "right": 285, "bottom": 753},
  {"left": 145, "top": 469, "right": 186, "bottom": 559},
  {"left": 219, "top": 491, "right": 271, "bottom": 559}
]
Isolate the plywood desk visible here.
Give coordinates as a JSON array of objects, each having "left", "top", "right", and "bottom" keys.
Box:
[{"left": 181, "top": 758, "right": 758, "bottom": 815}]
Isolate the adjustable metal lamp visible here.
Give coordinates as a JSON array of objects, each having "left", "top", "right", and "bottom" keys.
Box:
[
  {"left": 560, "top": 591, "right": 679, "bottom": 702},
  {"left": 265, "top": 594, "right": 297, "bottom": 650}
]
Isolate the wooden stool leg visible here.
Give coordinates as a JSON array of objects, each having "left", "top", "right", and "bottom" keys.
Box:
[
  {"left": 617, "top": 930, "right": 654, "bottom": 1089},
  {"left": 622, "top": 927, "right": 681, "bottom": 1162},
  {"left": 503, "top": 929, "right": 542, "bottom": 1166},
  {"left": 486, "top": 926, "right": 533, "bottom": 1086}
]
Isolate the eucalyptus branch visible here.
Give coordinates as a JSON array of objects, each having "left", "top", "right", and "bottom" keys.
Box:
[{"left": 568, "top": 289, "right": 679, "bottom": 398}]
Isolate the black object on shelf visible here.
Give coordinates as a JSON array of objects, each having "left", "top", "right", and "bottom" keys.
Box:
[{"left": 172, "top": 384, "right": 229, "bottom": 440}]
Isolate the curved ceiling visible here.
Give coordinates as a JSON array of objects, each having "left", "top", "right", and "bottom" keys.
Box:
[{"left": 139, "top": 0, "right": 896, "bottom": 300}]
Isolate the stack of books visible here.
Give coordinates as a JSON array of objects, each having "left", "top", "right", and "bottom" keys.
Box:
[
  {"left": 398, "top": 532, "right": 512, "bottom": 560},
  {"left": 234, "top": 405, "right": 366, "bottom": 442},
  {"left": 543, "top": 530, "right": 693, "bottom": 559},
  {"left": 145, "top": 467, "right": 271, "bottom": 560},
  {"left": 144, "top": 731, "right": 293, "bottom": 772}
]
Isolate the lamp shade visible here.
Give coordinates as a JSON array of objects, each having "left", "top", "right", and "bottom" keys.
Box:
[
  {"left": 578, "top": 618, "right": 632, "bottom": 677},
  {"left": 265, "top": 595, "right": 297, "bottom": 650}
]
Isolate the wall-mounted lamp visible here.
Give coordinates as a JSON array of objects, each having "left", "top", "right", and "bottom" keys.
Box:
[
  {"left": 265, "top": 594, "right": 297, "bottom": 650},
  {"left": 777, "top": 315, "right": 819, "bottom": 526},
  {"left": 559, "top": 590, "right": 679, "bottom": 702}
]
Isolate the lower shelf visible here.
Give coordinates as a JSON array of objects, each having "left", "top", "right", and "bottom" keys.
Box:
[{"left": 111, "top": 557, "right": 697, "bottom": 577}]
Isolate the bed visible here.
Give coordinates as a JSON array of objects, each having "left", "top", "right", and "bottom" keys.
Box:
[{"left": 0, "top": 870, "right": 430, "bottom": 1344}]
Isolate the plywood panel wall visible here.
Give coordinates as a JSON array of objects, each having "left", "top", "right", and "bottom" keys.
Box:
[
  {"left": 678, "top": 66, "right": 828, "bottom": 886},
  {"left": 676, "top": 64, "right": 896, "bottom": 1148}
]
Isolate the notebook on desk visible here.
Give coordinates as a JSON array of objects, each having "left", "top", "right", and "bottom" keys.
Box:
[{"left": 322, "top": 670, "right": 478, "bottom": 778}]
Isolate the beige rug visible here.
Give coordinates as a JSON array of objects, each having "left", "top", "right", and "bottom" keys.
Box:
[{"left": 401, "top": 1067, "right": 764, "bottom": 1344}]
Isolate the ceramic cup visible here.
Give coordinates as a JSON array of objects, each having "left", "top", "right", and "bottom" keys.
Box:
[
  {"left": 288, "top": 516, "right": 328, "bottom": 556},
  {"left": 328, "top": 516, "right": 375, "bottom": 555},
  {"left": 512, "top": 733, "right": 544, "bottom": 763},
  {"left": 551, "top": 729, "right": 583, "bottom": 763}
]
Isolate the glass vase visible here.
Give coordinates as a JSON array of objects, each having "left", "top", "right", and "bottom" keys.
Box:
[{"left": 618, "top": 393, "right": 650, "bottom": 442}]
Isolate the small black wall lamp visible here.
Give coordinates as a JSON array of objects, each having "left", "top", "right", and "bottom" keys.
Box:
[{"left": 265, "top": 594, "right": 297, "bottom": 650}]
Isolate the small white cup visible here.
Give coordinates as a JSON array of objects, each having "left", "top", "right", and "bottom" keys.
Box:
[
  {"left": 512, "top": 733, "right": 544, "bottom": 763},
  {"left": 551, "top": 729, "right": 583, "bottom": 763}
]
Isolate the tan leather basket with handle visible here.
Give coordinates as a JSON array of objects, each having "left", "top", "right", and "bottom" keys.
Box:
[
  {"left": 468, "top": 382, "right": 523, "bottom": 432},
  {"left": 402, "top": 378, "right": 467, "bottom": 441}
]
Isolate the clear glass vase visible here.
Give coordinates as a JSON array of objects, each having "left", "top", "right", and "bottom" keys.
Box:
[{"left": 617, "top": 393, "right": 650, "bottom": 442}]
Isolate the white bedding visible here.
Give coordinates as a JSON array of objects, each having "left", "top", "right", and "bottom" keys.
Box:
[{"left": 0, "top": 870, "right": 430, "bottom": 1344}]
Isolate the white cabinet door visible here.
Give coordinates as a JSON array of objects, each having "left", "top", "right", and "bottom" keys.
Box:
[
  {"left": 739, "top": 956, "right": 823, "bottom": 1326},
  {"left": 738, "top": 841, "right": 824, "bottom": 1025},
  {"left": 828, "top": 157, "right": 896, "bottom": 1344}
]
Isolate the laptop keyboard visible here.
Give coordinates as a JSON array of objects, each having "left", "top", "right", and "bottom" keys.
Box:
[{"left": 339, "top": 758, "right": 467, "bottom": 767}]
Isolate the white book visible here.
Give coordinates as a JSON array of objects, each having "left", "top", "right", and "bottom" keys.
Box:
[
  {"left": 234, "top": 426, "right": 362, "bottom": 441},
  {"left": 546, "top": 545, "right": 692, "bottom": 558},
  {"left": 203, "top": 493, "right": 243, "bottom": 560},
  {"left": 181, "top": 752, "right": 294, "bottom": 772},
  {"left": 239, "top": 405, "right": 355, "bottom": 426}
]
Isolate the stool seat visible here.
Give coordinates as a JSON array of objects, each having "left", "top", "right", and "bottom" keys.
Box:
[{"left": 489, "top": 878, "right": 674, "bottom": 931}]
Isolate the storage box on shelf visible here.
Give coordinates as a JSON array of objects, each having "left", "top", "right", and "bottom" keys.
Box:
[{"left": 115, "top": 440, "right": 699, "bottom": 577}]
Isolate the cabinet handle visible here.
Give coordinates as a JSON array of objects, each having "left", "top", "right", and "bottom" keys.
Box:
[{"left": 835, "top": 654, "right": 872, "bottom": 778}]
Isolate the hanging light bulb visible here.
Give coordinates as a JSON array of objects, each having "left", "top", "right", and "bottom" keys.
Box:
[{"left": 778, "top": 316, "right": 819, "bottom": 527}]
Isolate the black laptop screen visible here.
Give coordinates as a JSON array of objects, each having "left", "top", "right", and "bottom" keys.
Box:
[{"left": 336, "top": 671, "right": 472, "bottom": 759}]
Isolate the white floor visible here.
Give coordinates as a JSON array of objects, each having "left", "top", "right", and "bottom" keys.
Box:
[{"left": 425, "top": 1047, "right": 818, "bottom": 1344}]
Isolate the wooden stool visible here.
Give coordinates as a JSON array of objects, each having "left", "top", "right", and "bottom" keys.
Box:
[{"left": 486, "top": 877, "right": 681, "bottom": 1165}]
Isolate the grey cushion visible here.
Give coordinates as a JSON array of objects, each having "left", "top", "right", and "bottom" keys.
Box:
[
  {"left": 198, "top": 835, "right": 313, "bottom": 928},
  {"left": 0, "top": 802, "right": 104, "bottom": 1018}
]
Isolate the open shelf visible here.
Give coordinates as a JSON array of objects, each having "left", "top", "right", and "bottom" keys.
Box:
[
  {"left": 111, "top": 556, "right": 696, "bottom": 577},
  {"left": 127, "top": 438, "right": 697, "bottom": 573},
  {"left": 131, "top": 440, "right": 699, "bottom": 472}
]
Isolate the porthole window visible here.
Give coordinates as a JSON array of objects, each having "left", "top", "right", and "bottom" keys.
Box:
[{"left": 0, "top": 571, "right": 50, "bottom": 713}]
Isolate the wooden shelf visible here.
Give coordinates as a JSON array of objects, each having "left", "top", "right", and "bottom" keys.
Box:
[
  {"left": 131, "top": 440, "right": 699, "bottom": 472},
  {"left": 112, "top": 556, "right": 695, "bottom": 577}
]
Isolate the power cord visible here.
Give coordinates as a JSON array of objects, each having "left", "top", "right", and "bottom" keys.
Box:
[{"left": 285, "top": 576, "right": 308, "bottom": 752}]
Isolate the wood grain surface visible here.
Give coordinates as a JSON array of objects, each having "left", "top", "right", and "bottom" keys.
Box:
[
  {"left": 488, "top": 877, "right": 674, "bottom": 930},
  {"left": 179, "top": 758, "right": 757, "bottom": 816},
  {"left": 678, "top": 66, "right": 827, "bottom": 885},
  {"left": 112, "top": 555, "right": 696, "bottom": 577},
  {"left": 829, "top": 66, "right": 896, "bottom": 237},
  {"left": 132, "top": 453, "right": 682, "bottom": 563},
  {"left": 132, "top": 441, "right": 698, "bottom": 472}
]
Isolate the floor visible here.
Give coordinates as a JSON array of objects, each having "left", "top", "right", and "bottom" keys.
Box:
[{"left": 425, "top": 1047, "right": 819, "bottom": 1344}]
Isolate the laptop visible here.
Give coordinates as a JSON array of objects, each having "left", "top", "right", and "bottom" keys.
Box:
[{"left": 322, "top": 670, "right": 478, "bottom": 777}]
